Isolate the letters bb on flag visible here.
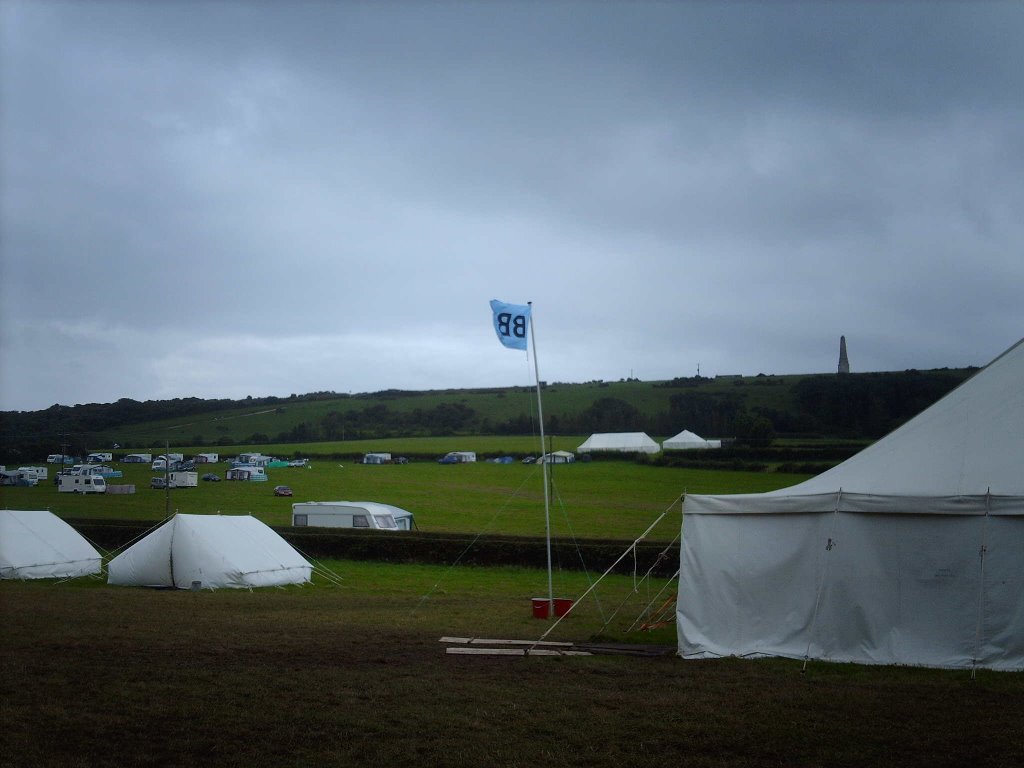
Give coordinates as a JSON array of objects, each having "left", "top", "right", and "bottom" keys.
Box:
[{"left": 489, "top": 300, "right": 530, "bottom": 351}]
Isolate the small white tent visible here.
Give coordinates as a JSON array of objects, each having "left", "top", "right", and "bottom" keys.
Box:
[
  {"left": 577, "top": 432, "right": 660, "bottom": 454},
  {"left": 107, "top": 514, "right": 312, "bottom": 589},
  {"left": 677, "top": 338, "right": 1024, "bottom": 670},
  {"left": 663, "top": 429, "right": 714, "bottom": 450},
  {"left": 0, "top": 510, "right": 102, "bottom": 579}
]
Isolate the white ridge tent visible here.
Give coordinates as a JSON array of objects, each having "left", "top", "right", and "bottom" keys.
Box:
[
  {"left": 677, "top": 338, "right": 1024, "bottom": 670},
  {"left": 108, "top": 513, "right": 312, "bottom": 589},
  {"left": 577, "top": 432, "right": 660, "bottom": 454},
  {"left": 663, "top": 429, "right": 714, "bottom": 450},
  {"left": 0, "top": 509, "right": 102, "bottom": 579}
]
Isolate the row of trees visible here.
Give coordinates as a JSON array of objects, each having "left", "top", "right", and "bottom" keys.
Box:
[{"left": 0, "top": 369, "right": 972, "bottom": 461}]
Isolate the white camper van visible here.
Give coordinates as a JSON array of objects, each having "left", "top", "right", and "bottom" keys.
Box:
[
  {"left": 58, "top": 474, "right": 107, "bottom": 493},
  {"left": 169, "top": 471, "right": 198, "bottom": 488},
  {"left": 87, "top": 452, "right": 113, "bottom": 463},
  {"left": 291, "top": 501, "right": 415, "bottom": 531}
]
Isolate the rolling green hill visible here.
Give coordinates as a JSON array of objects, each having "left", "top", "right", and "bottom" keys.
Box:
[{"left": 1, "top": 367, "right": 975, "bottom": 463}]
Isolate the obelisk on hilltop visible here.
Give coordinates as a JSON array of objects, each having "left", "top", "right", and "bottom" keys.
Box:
[{"left": 838, "top": 335, "right": 850, "bottom": 374}]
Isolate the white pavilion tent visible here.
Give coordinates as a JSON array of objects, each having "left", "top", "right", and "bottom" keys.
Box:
[
  {"left": 663, "top": 429, "right": 715, "bottom": 450},
  {"left": 107, "top": 513, "right": 312, "bottom": 589},
  {"left": 577, "top": 432, "right": 660, "bottom": 454},
  {"left": 0, "top": 510, "right": 102, "bottom": 580},
  {"left": 677, "top": 338, "right": 1024, "bottom": 670}
]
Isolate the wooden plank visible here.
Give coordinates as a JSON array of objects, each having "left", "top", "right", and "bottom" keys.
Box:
[
  {"left": 446, "top": 647, "right": 593, "bottom": 657},
  {"left": 439, "top": 636, "right": 573, "bottom": 647}
]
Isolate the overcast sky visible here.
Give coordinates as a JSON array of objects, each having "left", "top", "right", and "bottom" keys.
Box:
[{"left": 2, "top": 1, "right": 1022, "bottom": 411}]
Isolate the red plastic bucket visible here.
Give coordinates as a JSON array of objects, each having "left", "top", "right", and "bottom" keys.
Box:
[
  {"left": 531, "top": 597, "right": 574, "bottom": 619},
  {"left": 531, "top": 597, "right": 551, "bottom": 618}
]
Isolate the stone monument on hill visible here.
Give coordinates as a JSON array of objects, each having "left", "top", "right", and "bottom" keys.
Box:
[{"left": 838, "top": 335, "right": 850, "bottom": 374}]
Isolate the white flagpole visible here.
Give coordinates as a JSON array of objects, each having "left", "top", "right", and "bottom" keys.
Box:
[{"left": 528, "top": 301, "right": 555, "bottom": 617}]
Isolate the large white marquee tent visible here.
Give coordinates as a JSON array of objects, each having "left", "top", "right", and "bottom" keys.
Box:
[
  {"left": 677, "top": 338, "right": 1024, "bottom": 671},
  {"left": 577, "top": 432, "right": 660, "bottom": 454},
  {"left": 0, "top": 509, "right": 102, "bottom": 580},
  {"left": 663, "top": 429, "right": 717, "bottom": 450},
  {"left": 108, "top": 514, "right": 312, "bottom": 589}
]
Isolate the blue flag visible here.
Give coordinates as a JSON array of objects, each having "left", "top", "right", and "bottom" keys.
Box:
[{"left": 489, "top": 299, "right": 530, "bottom": 351}]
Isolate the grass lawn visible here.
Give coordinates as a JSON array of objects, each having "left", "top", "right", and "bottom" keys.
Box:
[
  {"left": 0, "top": 460, "right": 809, "bottom": 541},
  {"left": 2, "top": 562, "right": 1021, "bottom": 768}
]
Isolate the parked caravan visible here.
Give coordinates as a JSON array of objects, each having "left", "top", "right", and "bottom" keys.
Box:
[
  {"left": 291, "top": 501, "right": 415, "bottom": 531},
  {"left": 87, "top": 452, "right": 113, "bottom": 463},
  {"left": 58, "top": 474, "right": 107, "bottom": 494},
  {"left": 362, "top": 453, "right": 392, "bottom": 465},
  {"left": 538, "top": 450, "right": 575, "bottom": 464},
  {"left": 168, "top": 471, "right": 198, "bottom": 488},
  {"left": 235, "top": 452, "right": 271, "bottom": 466},
  {"left": 225, "top": 466, "right": 268, "bottom": 482},
  {"left": 47, "top": 454, "right": 74, "bottom": 464},
  {"left": 122, "top": 453, "right": 152, "bottom": 463},
  {"left": 1, "top": 470, "right": 37, "bottom": 487},
  {"left": 438, "top": 451, "right": 476, "bottom": 464},
  {"left": 195, "top": 453, "right": 219, "bottom": 464},
  {"left": 18, "top": 467, "right": 48, "bottom": 481}
]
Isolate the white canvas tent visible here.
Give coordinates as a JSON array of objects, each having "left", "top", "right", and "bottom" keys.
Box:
[
  {"left": 0, "top": 510, "right": 102, "bottom": 579},
  {"left": 677, "top": 338, "right": 1024, "bottom": 670},
  {"left": 577, "top": 432, "right": 660, "bottom": 454},
  {"left": 107, "top": 514, "right": 312, "bottom": 589},
  {"left": 663, "top": 429, "right": 714, "bottom": 450}
]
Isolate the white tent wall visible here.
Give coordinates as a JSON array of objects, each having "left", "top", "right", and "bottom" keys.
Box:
[
  {"left": 0, "top": 510, "right": 102, "bottom": 580},
  {"left": 679, "top": 496, "right": 1023, "bottom": 669},
  {"left": 678, "top": 338, "right": 1024, "bottom": 671},
  {"left": 108, "top": 514, "right": 312, "bottom": 589}
]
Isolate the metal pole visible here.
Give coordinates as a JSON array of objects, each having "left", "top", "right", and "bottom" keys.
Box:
[{"left": 528, "top": 301, "right": 554, "bottom": 617}]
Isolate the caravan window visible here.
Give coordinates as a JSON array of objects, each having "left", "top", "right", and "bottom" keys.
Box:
[
  {"left": 373, "top": 514, "right": 397, "bottom": 529},
  {"left": 352, "top": 514, "right": 369, "bottom": 528},
  {"left": 293, "top": 514, "right": 308, "bottom": 527}
]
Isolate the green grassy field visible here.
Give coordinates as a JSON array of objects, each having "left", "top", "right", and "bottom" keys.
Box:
[
  {"left": 0, "top": 460, "right": 809, "bottom": 539},
  {"left": 2, "top": 563, "right": 1021, "bottom": 768}
]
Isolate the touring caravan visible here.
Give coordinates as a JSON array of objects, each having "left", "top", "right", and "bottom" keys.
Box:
[
  {"left": 169, "top": 471, "right": 198, "bottom": 488},
  {"left": 226, "top": 466, "right": 268, "bottom": 482},
  {"left": 362, "top": 453, "right": 392, "bottom": 465},
  {"left": 58, "top": 474, "right": 107, "bottom": 494},
  {"left": 438, "top": 451, "right": 476, "bottom": 464},
  {"left": 87, "top": 452, "right": 113, "bottom": 463},
  {"left": 291, "top": 501, "right": 415, "bottom": 531}
]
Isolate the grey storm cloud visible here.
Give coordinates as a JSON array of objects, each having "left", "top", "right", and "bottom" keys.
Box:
[{"left": 1, "top": 1, "right": 1022, "bottom": 410}]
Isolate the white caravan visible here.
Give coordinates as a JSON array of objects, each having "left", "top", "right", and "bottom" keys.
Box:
[
  {"left": 87, "top": 452, "right": 113, "bottom": 463},
  {"left": 58, "top": 474, "right": 107, "bottom": 494},
  {"left": 291, "top": 501, "right": 415, "bottom": 531},
  {"left": 168, "top": 471, "right": 198, "bottom": 488}
]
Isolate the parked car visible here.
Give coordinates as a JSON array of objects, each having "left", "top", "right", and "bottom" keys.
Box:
[
  {"left": 201, "top": 473, "right": 221, "bottom": 482},
  {"left": 150, "top": 477, "right": 167, "bottom": 489},
  {"left": 394, "top": 457, "right": 409, "bottom": 465},
  {"left": 522, "top": 456, "right": 536, "bottom": 464},
  {"left": 273, "top": 485, "right": 293, "bottom": 497}
]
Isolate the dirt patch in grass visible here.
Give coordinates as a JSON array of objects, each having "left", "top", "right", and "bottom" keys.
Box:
[{"left": 2, "top": 580, "right": 1022, "bottom": 768}]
